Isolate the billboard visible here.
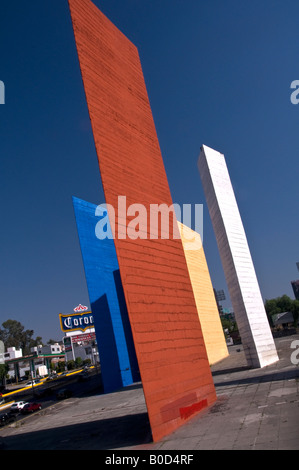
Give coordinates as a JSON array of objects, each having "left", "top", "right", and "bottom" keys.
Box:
[{"left": 59, "top": 311, "right": 94, "bottom": 333}]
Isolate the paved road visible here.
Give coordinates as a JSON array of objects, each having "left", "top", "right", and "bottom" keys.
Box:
[{"left": 0, "top": 334, "right": 298, "bottom": 450}]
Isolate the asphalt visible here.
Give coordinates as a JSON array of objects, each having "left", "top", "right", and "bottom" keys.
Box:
[{"left": 0, "top": 334, "right": 298, "bottom": 451}]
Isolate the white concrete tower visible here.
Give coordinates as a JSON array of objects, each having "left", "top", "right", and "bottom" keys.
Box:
[{"left": 198, "top": 145, "right": 279, "bottom": 368}]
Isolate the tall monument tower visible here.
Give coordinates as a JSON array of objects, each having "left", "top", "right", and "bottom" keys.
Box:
[
  {"left": 68, "top": 0, "right": 216, "bottom": 442},
  {"left": 198, "top": 145, "right": 279, "bottom": 368}
]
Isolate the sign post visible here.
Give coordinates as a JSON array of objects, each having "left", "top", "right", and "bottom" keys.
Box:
[{"left": 63, "top": 336, "right": 75, "bottom": 362}]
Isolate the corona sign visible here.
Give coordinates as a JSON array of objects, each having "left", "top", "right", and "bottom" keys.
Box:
[{"left": 59, "top": 311, "right": 94, "bottom": 333}]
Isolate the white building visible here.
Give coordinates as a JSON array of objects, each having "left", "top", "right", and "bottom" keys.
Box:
[
  {"left": 31, "top": 344, "right": 62, "bottom": 356},
  {"left": 4, "top": 347, "right": 22, "bottom": 360}
]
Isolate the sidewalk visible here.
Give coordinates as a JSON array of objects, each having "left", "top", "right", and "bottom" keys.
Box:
[
  {"left": 143, "top": 334, "right": 299, "bottom": 450},
  {"left": 0, "top": 334, "right": 298, "bottom": 450}
]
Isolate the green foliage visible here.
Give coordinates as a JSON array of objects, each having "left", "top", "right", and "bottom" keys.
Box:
[
  {"left": 265, "top": 295, "right": 299, "bottom": 327},
  {"left": 0, "top": 319, "right": 43, "bottom": 355},
  {"left": 67, "top": 360, "right": 76, "bottom": 370},
  {"left": 75, "top": 357, "right": 83, "bottom": 367},
  {"left": 220, "top": 316, "right": 238, "bottom": 333},
  {"left": 291, "top": 300, "right": 299, "bottom": 327},
  {"left": 47, "top": 339, "right": 59, "bottom": 345},
  {"left": 56, "top": 361, "right": 66, "bottom": 373},
  {"left": 0, "top": 363, "right": 8, "bottom": 382}
]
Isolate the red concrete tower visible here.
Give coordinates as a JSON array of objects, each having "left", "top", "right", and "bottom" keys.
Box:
[{"left": 68, "top": 0, "right": 216, "bottom": 441}]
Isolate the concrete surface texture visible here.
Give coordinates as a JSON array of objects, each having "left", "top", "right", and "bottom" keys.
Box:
[
  {"left": 73, "top": 195, "right": 227, "bottom": 390},
  {"left": 178, "top": 222, "right": 229, "bottom": 365},
  {"left": 68, "top": 0, "right": 216, "bottom": 441},
  {"left": 73, "top": 196, "right": 140, "bottom": 392},
  {"left": 1, "top": 334, "right": 298, "bottom": 450},
  {"left": 198, "top": 145, "right": 279, "bottom": 369}
]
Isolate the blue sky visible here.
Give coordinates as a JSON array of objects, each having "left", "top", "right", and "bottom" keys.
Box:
[{"left": 1, "top": 0, "right": 298, "bottom": 342}]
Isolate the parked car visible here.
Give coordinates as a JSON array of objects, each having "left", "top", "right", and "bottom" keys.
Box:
[
  {"left": 10, "top": 401, "right": 28, "bottom": 412},
  {"left": 59, "top": 371, "right": 68, "bottom": 377},
  {"left": 25, "top": 379, "right": 41, "bottom": 387},
  {"left": 56, "top": 388, "right": 72, "bottom": 400},
  {"left": 45, "top": 375, "right": 55, "bottom": 381},
  {"left": 0, "top": 413, "right": 16, "bottom": 426},
  {"left": 21, "top": 402, "right": 42, "bottom": 413}
]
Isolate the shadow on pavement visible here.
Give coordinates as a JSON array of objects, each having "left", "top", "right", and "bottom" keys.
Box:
[
  {"left": 212, "top": 366, "right": 251, "bottom": 376},
  {"left": 215, "top": 368, "right": 299, "bottom": 388},
  {"left": 1, "top": 412, "right": 152, "bottom": 450}
]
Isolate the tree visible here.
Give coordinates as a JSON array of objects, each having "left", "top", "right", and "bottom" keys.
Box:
[
  {"left": 0, "top": 363, "right": 9, "bottom": 385},
  {"left": 47, "top": 339, "right": 59, "bottom": 345},
  {"left": 220, "top": 316, "right": 238, "bottom": 333},
  {"left": 265, "top": 295, "right": 299, "bottom": 327},
  {"left": 67, "top": 360, "right": 75, "bottom": 370},
  {"left": 0, "top": 320, "right": 43, "bottom": 356},
  {"left": 56, "top": 361, "right": 66, "bottom": 373},
  {"left": 290, "top": 300, "right": 299, "bottom": 327},
  {"left": 75, "top": 357, "right": 83, "bottom": 368}
]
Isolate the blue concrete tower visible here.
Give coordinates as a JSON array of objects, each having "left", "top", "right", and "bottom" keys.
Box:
[{"left": 72, "top": 197, "right": 139, "bottom": 392}]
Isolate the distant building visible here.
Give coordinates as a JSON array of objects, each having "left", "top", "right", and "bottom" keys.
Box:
[
  {"left": 213, "top": 288, "right": 225, "bottom": 314},
  {"left": 31, "top": 344, "right": 62, "bottom": 356},
  {"left": 4, "top": 345, "right": 65, "bottom": 381},
  {"left": 4, "top": 347, "right": 22, "bottom": 360},
  {"left": 291, "top": 280, "right": 299, "bottom": 300},
  {"left": 272, "top": 311, "right": 294, "bottom": 328}
]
